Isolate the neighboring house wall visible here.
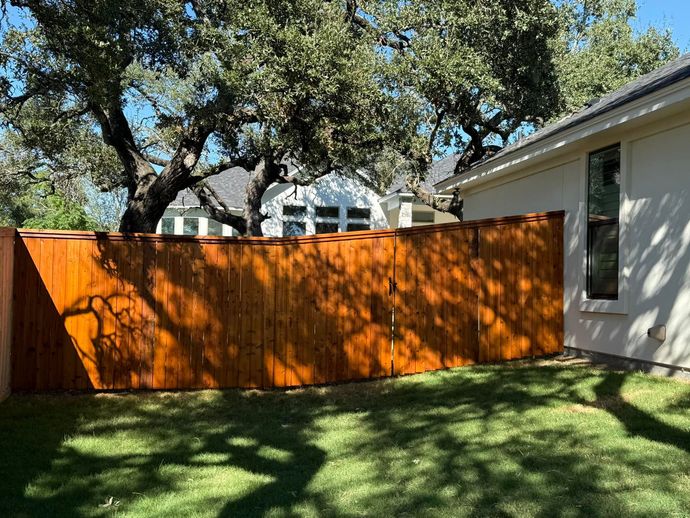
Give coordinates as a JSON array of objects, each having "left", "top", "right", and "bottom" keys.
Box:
[
  {"left": 260, "top": 173, "right": 389, "bottom": 236},
  {"left": 156, "top": 207, "right": 238, "bottom": 237},
  {"left": 382, "top": 195, "right": 459, "bottom": 228},
  {"left": 461, "top": 115, "right": 690, "bottom": 371},
  {"left": 158, "top": 173, "right": 388, "bottom": 237}
]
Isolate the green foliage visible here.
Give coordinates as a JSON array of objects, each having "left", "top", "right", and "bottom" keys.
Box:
[
  {"left": 1, "top": 0, "right": 388, "bottom": 231},
  {"left": 555, "top": 0, "right": 679, "bottom": 115},
  {"left": 0, "top": 0, "right": 682, "bottom": 228},
  {"left": 0, "top": 119, "right": 123, "bottom": 230},
  {"left": 22, "top": 193, "right": 99, "bottom": 231},
  {"left": 361, "top": 0, "right": 563, "bottom": 174}
]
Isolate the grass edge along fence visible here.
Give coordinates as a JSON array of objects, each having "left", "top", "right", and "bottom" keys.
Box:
[{"left": 0, "top": 211, "right": 564, "bottom": 394}]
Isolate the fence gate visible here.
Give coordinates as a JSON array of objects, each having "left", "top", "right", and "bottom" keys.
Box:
[
  {"left": 393, "top": 225, "right": 479, "bottom": 375},
  {"left": 392, "top": 212, "right": 564, "bottom": 374}
]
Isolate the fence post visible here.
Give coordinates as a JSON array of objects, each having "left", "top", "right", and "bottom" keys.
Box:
[{"left": 0, "top": 228, "right": 16, "bottom": 402}]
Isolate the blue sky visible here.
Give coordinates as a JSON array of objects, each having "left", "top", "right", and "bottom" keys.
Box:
[
  {"left": 637, "top": 0, "right": 690, "bottom": 51},
  {"left": 4, "top": 1, "right": 689, "bottom": 51}
]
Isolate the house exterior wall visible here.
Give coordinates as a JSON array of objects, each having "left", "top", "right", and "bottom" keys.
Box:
[
  {"left": 260, "top": 174, "right": 389, "bottom": 236},
  {"left": 383, "top": 196, "right": 459, "bottom": 228},
  {"left": 461, "top": 118, "right": 690, "bottom": 372},
  {"left": 160, "top": 174, "right": 388, "bottom": 237}
]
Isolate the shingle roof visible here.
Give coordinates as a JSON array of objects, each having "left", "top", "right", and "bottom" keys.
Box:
[
  {"left": 433, "top": 52, "right": 690, "bottom": 188},
  {"left": 170, "top": 162, "right": 299, "bottom": 209},
  {"left": 386, "top": 154, "right": 460, "bottom": 195}
]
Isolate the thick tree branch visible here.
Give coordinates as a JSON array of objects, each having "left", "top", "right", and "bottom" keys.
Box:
[
  {"left": 142, "top": 153, "right": 170, "bottom": 167},
  {"left": 405, "top": 176, "right": 463, "bottom": 220},
  {"left": 191, "top": 182, "right": 247, "bottom": 235},
  {"left": 90, "top": 101, "right": 157, "bottom": 195}
]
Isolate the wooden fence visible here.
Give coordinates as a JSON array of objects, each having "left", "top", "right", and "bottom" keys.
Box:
[
  {"left": 0, "top": 229, "right": 14, "bottom": 400},
  {"left": 1, "top": 211, "right": 563, "bottom": 392}
]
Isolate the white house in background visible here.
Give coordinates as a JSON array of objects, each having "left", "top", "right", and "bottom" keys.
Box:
[
  {"left": 435, "top": 53, "right": 690, "bottom": 376},
  {"left": 158, "top": 169, "right": 390, "bottom": 237},
  {"left": 159, "top": 164, "right": 457, "bottom": 237}
]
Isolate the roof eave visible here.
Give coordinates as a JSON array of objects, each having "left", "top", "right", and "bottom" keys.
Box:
[{"left": 435, "top": 76, "right": 690, "bottom": 194}]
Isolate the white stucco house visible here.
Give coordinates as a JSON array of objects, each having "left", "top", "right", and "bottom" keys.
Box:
[
  {"left": 436, "top": 53, "right": 690, "bottom": 376},
  {"left": 158, "top": 164, "right": 457, "bottom": 237}
]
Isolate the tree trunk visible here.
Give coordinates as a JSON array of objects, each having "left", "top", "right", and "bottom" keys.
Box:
[
  {"left": 242, "top": 162, "right": 281, "bottom": 237},
  {"left": 119, "top": 184, "right": 177, "bottom": 233},
  {"left": 118, "top": 159, "right": 200, "bottom": 233}
]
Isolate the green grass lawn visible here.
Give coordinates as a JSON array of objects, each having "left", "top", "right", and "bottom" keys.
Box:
[{"left": 1, "top": 359, "right": 689, "bottom": 517}]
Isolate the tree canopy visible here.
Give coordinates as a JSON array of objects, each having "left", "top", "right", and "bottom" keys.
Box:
[
  {"left": 1, "top": 0, "right": 384, "bottom": 234},
  {"left": 0, "top": 0, "right": 680, "bottom": 232},
  {"left": 350, "top": 0, "right": 678, "bottom": 215}
]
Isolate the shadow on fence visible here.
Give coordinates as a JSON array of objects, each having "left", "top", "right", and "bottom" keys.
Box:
[{"left": 6, "top": 212, "right": 564, "bottom": 391}]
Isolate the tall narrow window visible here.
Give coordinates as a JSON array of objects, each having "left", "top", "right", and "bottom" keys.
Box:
[
  {"left": 161, "top": 217, "right": 175, "bottom": 234},
  {"left": 183, "top": 217, "right": 199, "bottom": 236},
  {"left": 587, "top": 145, "right": 620, "bottom": 299}
]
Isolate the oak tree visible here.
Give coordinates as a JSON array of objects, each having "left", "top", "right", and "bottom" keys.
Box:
[{"left": 1, "top": 0, "right": 383, "bottom": 234}]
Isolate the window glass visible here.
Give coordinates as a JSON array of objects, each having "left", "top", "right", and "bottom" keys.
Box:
[
  {"left": 283, "top": 221, "right": 306, "bottom": 236},
  {"left": 316, "top": 222, "right": 339, "bottom": 234},
  {"left": 207, "top": 218, "right": 223, "bottom": 236},
  {"left": 283, "top": 205, "right": 307, "bottom": 217},
  {"left": 412, "top": 211, "right": 435, "bottom": 223},
  {"left": 183, "top": 217, "right": 199, "bottom": 236},
  {"left": 347, "top": 223, "right": 370, "bottom": 232},
  {"left": 161, "top": 218, "right": 175, "bottom": 234},
  {"left": 347, "top": 207, "right": 370, "bottom": 219},
  {"left": 316, "top": 206, "right": 339, "bottom": 218},
  {"left": 587, "top": 145, "right": 620, "bottom": 299}
]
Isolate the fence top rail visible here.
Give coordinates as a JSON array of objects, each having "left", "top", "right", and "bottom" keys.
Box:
[
  {"left": 395, "top": 210, "right": 564, "bottom": 237},
  {"left": 2, "top": 210, "right": 564, "bottom": 244}
]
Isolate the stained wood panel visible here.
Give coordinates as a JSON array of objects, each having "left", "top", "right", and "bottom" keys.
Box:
[
  {"left": 393, "top": 213, "right": 564, "bottom": 374},
  {"left": 4, "top": 211, "right": 563, "bottom": 392},
  {"left": 0, "top": 229, "right": 15, "bottom": 400}
]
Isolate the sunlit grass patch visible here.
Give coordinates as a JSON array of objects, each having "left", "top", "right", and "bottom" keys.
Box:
[{"left": 1, "top": 360, "right": 689, "bottom": 517}]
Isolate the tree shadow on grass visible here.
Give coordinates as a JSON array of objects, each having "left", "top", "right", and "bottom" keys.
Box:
[
  {"left": 0, "top": 395, "right": 82, "bottom": 517},
  {"left": 1, "top": 364, "right": 689, "bottom": 517},
  {"left": 592, "top": 370, "right": 690, "bottom": 454},
  {"left": 0, "top": 389, "right": 328, "bottom": 517}
]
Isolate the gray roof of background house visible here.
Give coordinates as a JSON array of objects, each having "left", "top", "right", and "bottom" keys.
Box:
[
  {"left": 171, "top": 167, "right": 251, "bottom": 209},
  {"left": 386, "top": 154, "right": 460, "bottom": 195},
  {"left": 433, "top": 52, "right": 690, "bottom": 188},
  {"left": 171, "top": 162, "right": 299, "bottom": 209}
]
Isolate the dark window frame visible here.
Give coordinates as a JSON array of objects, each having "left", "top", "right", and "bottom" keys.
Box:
[
  {"left": 347, "top": 223, "right": 370, "bottom": 232},
  {"left": 586, "top": 144, "right": 620, "bottom": 300},
  {"left": 283, "top": 205, "right": 307, "bottom": 218},
  {"left": 182, "top": 217, "right": 199, "bottom": 236},
  {"left": 161, "top": 217, "right": 175, "bottom": 234},
  {"left": 315, "top": 222, "right": 339, "bottom": 234},
  {"left": 207, "top": 218, "right": 223, "bottom": 236}
]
